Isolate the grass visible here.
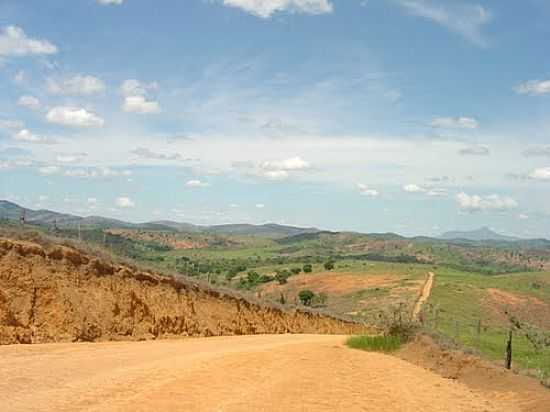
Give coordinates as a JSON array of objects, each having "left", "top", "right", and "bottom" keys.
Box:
[{"left": 346, "top": 335, "right": 402, "bottom": 352}]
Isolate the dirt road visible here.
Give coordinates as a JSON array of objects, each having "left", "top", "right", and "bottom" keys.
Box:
[
  {"left": 0, "top": 334, "right": 532, "bottom": 412},
  {"left": 413, "top": 271, "right": 435, "bottom": 320}
]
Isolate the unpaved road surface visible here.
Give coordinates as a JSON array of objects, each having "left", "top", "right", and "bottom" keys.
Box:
[
  {"left": 0, "top": 334, "right": 529, "bottom": 412},
  {"left": 413, "top": 271, "right": 435, "bottom": 320}
]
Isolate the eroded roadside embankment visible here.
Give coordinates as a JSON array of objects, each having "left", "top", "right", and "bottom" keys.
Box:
[{"left": 0, "top": 238, "right": 367, "bottom": 344}]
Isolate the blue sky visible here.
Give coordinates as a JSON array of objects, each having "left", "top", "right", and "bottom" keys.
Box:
[{"left": 0, "top": 0, "right": 549, "bottom": 237}]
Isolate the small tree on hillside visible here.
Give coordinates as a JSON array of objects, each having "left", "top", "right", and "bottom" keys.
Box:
[
  {"left": 324, "top": 260, "right": 335, "bottom": 271},
  {"left": 298, "top": 290, "right": 315, "bottom": 306},
  {"left": 303, "top": 264, "right": 313, "bottom": 273}
]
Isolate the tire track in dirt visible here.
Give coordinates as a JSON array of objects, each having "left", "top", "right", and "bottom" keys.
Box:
[{"left": 413, "top": 272, "right": 435, "bottom": 320}]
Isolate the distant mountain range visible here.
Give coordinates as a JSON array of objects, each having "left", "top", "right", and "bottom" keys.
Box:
[
  {"left": 440, "top": 227, "right": 520, "bottom": 242},
  {"left": 1, "top": 200, "right": 547, "bottom": 245},
  {"left": 0, "top": 200, "right": 319, "bottom": 238}
]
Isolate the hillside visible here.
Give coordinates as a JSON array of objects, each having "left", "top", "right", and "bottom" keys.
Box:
[
  {"left": 0, "top": 237, "right": 364, "bottom": 345},
  {"left": 440, "top": 227, "right": 520, "bottom": 242}
]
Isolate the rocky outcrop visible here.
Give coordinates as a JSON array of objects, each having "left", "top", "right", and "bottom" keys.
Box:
[{"left": 0, "top": 239, "right": 366, "bottom": 344}]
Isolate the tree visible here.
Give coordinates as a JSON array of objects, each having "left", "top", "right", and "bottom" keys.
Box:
[
  {"left": 324, "top": 261, "right": 335, "bottom": 271},
  {"left": 275, "top": 270, "right": 291, "bottom": 285},
  {"left": 303, "top": 264, "right": 313, "bottom": 273},
  {"left": 298, "top": 290, "right": 315, "bottom": 306},
  {"left": 290, "top": 267, "right": 302, "bottom": 275}
]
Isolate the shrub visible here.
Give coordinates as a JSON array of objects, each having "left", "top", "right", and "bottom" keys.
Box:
[
  {"left": 346, "top": 335, "right": 402, "bottom": 352},
  {"left": 303, "top": 264, "right": 313, "bottom": 273},
  {"left": 298, "top": 289, "right": 315, "bottom": 306},
  {"left": 290, "top": 267, "right": 302, "bottom": 275},
  {"left": 324, "top": 261, "right": 335, "bottom": 271}
]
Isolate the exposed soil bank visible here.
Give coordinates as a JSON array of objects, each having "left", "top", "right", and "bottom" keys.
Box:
[{"left": 0, "top": 238, "right": 365, "bottom": 344}]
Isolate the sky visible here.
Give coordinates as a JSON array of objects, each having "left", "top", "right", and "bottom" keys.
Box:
[{"left": 0, "top": 0, "right": 549, "bottom": 237}]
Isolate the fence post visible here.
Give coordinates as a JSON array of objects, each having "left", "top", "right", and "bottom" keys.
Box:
[{"left": 505, "top": 329, "right": 513, "bottom": 370}]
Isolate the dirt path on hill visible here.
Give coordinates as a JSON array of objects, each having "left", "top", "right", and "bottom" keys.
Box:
[
  {"left": 413, "top": 272, "right": 435, "bottom": 320},
  {"left": 0, "top": 334, "right": 538, "bottom": 412}
]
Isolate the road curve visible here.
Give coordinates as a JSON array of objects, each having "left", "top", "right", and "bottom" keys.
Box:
[{"left": 0, "top": 334, "right": 523, "bottom": 412}]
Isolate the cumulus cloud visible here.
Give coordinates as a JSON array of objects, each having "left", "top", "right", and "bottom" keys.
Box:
[
  {"left": 514, "top": 80, "right": 550, "bottom": 96},
  {"left": 523, "top": 145, "right": 550, "bottom": 157},
  {"left": 98, "top": 0, "right": 124, "bottom": 4},
  {"left": 38, "top": 165, "right": 61, "bottom": 175},
  {"left": 261, "top": 156, "right": 310, "bottom": 171},
  {"left": 13, "top": 129, "right": 56, "bottom": 144},
  {"left": 120, "top": 79, "right": 158, "bottom": 97},
  {"left": 529, "top": 167, "right": 550, "bottom": 181},
  {"left": 403, "top": 183, "right": 426, "bottom": 193},
  {"left": 221, "top": 0, "right": 334, "bottom": 18},
  {"left": 17, "top": 95, "right": 41, "bottom": 110},
  {"left": 456, "top": 192, "right": 518, "bottom": 213},
  {"left": 255, "top": 156, "right": 310, "bottom": 180},
  {"left": 115, "top": 197, "right": 134, "bottom": 208},
  {"left": 131, "top": 147, "right": 182, "bottom": 160},
  {"left": 397, "top": 1, "right": 491, "bottom": 46},
  {"left": 122, "top": 96, "right": 161, "bottom": 114},
  {"left": 518, "top": 214, "right": 529, "bottom": 220},
  {"left": 256, "top": 203, "right": 265, "bottom": 208},
  {"left": 185, "top": 179, "right": 210, "bottom": 188},
  {"left": 459, "top": 144, "right": 490, "bottom": 156},
  {"left": 357, "top": 183, "right": 379, "bottom": 197},
  {"left": 0, "top": 25, "right": 57, "bottom": 57},
  {"left": 47, "top": 75, "right": 106, "bottom": 96},
  {"left": 430, "top": 116, "right": 478, "bottom": 129},
  {"left": 46, "top": 107, "right": 105, "bottom": 128}
]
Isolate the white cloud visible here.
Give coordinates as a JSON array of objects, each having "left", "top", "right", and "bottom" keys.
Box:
[
  {"left": 529, "top": 167, "right": 550, "bottom": 181},
  {"left": 185, "top": 179, "right": 210, "bottom": 188},
  {"left": 47, "top": 75, "right": 106, "bottom": 96},
  {"left": 17, "top": 95, "right": 41, "bottom": 110},
  {"left": 403, "top": 183, "right": 426, "bottom": 193},
  {"left": 357, "top": 183, "right": 379, "bottom": 197},
  {"left": 256, "top": 203, "right": 265, "bottom": 208},
  {"left": 518, "top": 214, "right": 529, "bottom": 220},
  {"left": 398, "top": 1, "right": 491, "bottom": 47},
  {"left": 98, "top": 0, "right": 124, "bottom": 4},
  {"left": 120, "top": 79, "right": 158, "bottom": 97},
  {"left": 259, "top": 169, "right": 290, "bottom": 180},
  {"left": 514, "top": 80, "right": 550, "bottom": 96},
  {"left": 55, "top": 153, "right": 87, "bottom": 163},
  {"left": 456, "top": 192, "right": 518, "bottom": 213},
  {"left": 431, "top": 116, "right": 478, "bottom": 129},
  {"left": 115, "top": 197, "right": 134, "bottom": 208},
  {"left": 64, "top": 167, "right": 132, "bottom": 179},
  {"left": 221, "top": 0, "right": 334, "bottom": 18},
  {"left": 0, "top": 119, "right": 24, "bottom": 130},
  {"left": 0, "top": 25, "right": 57, "bottom": 57},
  {"left": 131, "top": 147, "right": 181, "bottom": 160},
  {"left": 426, "top": 188, "right": 448, "bottom": 197},
  {"left": 261, "top": 156, "right": 310, "bottom": 171},
  {"left": 459, "top": 144, "right": 490, "bottom": 156},
  {"left": 255, "top": 156, "right": 310, "bottom": 180},
  {"left": 38, "top": 165, "right": 61, "bottom": 175},
  {"left": 14, "top": 70, "right": 25, "bottom": 85},
  {"left": 14, "top": 129, "right": 56, "bottom": 144},
  {"left": 122, "top": 95, "right": 161, "bottom": 114},
  {"left": 46, "top": 106, "right": 105, "bottom": 128},
  {"left": 87, "top": 197, "right": 98, "bottom": 205}
]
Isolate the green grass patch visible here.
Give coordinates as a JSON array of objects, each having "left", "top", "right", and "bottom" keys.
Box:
[{"left": 346, "top": 335, "right": 402, "bottom": 353}]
